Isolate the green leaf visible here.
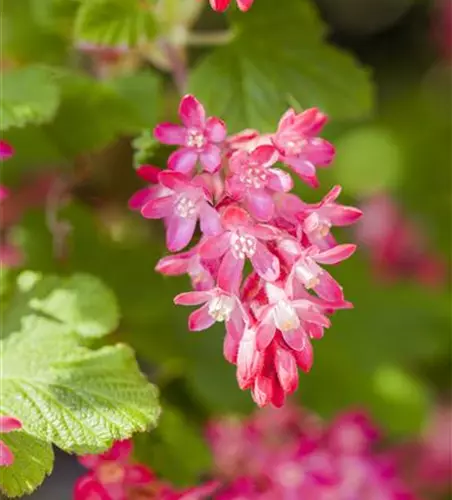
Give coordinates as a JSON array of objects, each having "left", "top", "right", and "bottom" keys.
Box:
[
  {"left": 74, "top": 0, "right": 157, "bottom": 47},
  {"left": 4, "top": 272, "right": 120, "bottom": 339},
  {"left": 0, "top": 431, "right": 54, "bottom": 498},
  {"left": 188, "top": 0, "right": 374, "bottom": 132},
  {"left": 1, "top": 315, "right": 160, "bottom": 455},
  {"left": 1, "top": 66, "right": 60, "bottom": 131}
]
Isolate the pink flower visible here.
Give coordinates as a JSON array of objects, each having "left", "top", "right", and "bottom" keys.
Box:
[
  {"left": 226, "top": 145, "right": 292, "bottom": 221},
  {"left": 272, "top": 108, "right": 335, "bottom": 188},
  {"left": 141, "top": 171, "right": 221, "bottom": 252},
  {"left": 174, "top": 287, "right": 246, "bottom": 340},
  {"left": 75, "top": 440, "right": 153, "bottom": 500},
  {"left": 299, "top": 186, "right": 363, "bottom": 249},
  {"left": 209, "top": 0, "right": 254, "bottom": 12},
  {"left": 156, "top": 242, "right": 216, "bottom": 291},
  {"left": 154, "top": 95, "right": 226, "bottom": 175},
  {"left": 131, "top": 95, "right": 361, "bottom": 407},
  {"left": 0, "top": 415, "right": 22, "bottom": 467},
  {"left": 199, "top": 205, "right": 280, "bottom": 293}
]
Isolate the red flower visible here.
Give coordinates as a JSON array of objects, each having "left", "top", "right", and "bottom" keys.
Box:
[{"left": 209, "top": 0, "right": 254, "bottom": 12}]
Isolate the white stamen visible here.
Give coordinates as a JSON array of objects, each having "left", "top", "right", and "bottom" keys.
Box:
[
  {"left": 186, "top": 128, "right": 206, "bottom": 149},
  {"left": 208, "top": 295, "right": 235, "bottom": 322},
  {"left": 239, "top": 165, "right": 268, "bottom": 189},
  {"left": 273, "top": 300, "right": 300, "bottom": 332},
  {"left": 174, "top": 195, "right": 197, "bottom": 218},
  {"left": 231, "top": 234, "right": 257, "bottom": 259}
]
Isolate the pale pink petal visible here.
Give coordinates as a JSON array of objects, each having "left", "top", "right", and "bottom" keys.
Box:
[
  {"left": 221, "top": 205, "right": 251, "bottom": 229},
  {"left": 267, "top": 168, "right": 293, "bottom": 192},
  {"left": 322, "top": 185, "right": 342, "bottom": 204},
  {"left": 199, "top": 203, "right": 222, "bottom": 236},
  {"left": 200, "top": 144, "right": 222, "bottom": 173},
  {"left": 205, "top": 117, "right": 227, "bottom": 142},
  {"left": 250, "top": 242, "right": 280, "bottom": 282},
  {"left": 226, "top": 308, "right": 245, "bottom": 341},
  {"left": 166, "top": 216, "right": 197, "bottom": 252},
  {"left": 168, "top": 148, "right": 198, "bottom": 174},
  {"left": 314, "top": 272, "right": 344, "bottom": 302},
  {"left": 188, "top": 304, "right": 216, "bottom": 331},
  {"left": 0, "top": 440, "right": 15, "bottom": 467},
  {"left": 0, "top": 141, "right": 14, "bottom": 161},
  {"left": 305, "top": 138, "right": 335, "bottom": 165},
  {"left": 154, "top": 123, "right": 186, "bottom": 145},
  {"left": 199, "top": 232, "right": 230, "bottom": 259},
  {"left": 314, "top": 244, "right": 357, "bottom": 265},
  {"left": 174, "top": 290, "right": 211, "bottom": 306},
  {"left": 158, "top": 170, "right": 190, "bottom": 191},
  {"left": 179, "top": 95, "right": 206, "bottom": 128},
  {"left": 141, "top": 195, "right": 173, "bottom": 219},
  {"left": 287, "top": 159, "right": 319, "bottom": 188},
  {"left": 123, "top": 464, "right": 154, "bottom": 485},
  {"left": 250, "top": 223, "right": 280, "bottom": 240},
  {"left": 0, "top": 416, "right": 22, "bottom": 433},
  {"left": 246, "top": 190, "right": 274, "bottom": 222},
  {"left": 155, "top": 254, "right": 190, "bottom": 275},
  {"left": 281, "top": 326, "right": 307, "bottom": 351},
  {"left": 217, "top": 250, "right": 244, "bottom": 293},
  {"left": 275, "top": 347, "right": 298, "bottom": 393}
]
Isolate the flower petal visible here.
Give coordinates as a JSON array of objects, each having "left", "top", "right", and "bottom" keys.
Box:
[
  {"left": 250, "top": 242, "right": 280, "bottom": 282},
  {"left": 168, "top": 148, "right": 198, "bottom": 175},
  {"left": 128, "top": 187, "right": 154, "bottom": 211},
  {"left": 141, "top": 195, "right": 174, "bottom": 219},
  {"left": 136, "top": 165, "right": 160, "bottom": 183},
  {"left": 209, "top": 0, "right": 231, "bottom": 12},
  {"left": 252, "top": 374, "right": 273, "bottom": 408},
  {"left": 256, "top": 317, "right": 276, "bottom": 351},
  {"left": 0, "top": 440, "right": 15, "bottom": 466},
  {"left": 221, "top": 205, "right": 251, "bottom": 229},
  {"left": 0, "top": 416, "right": 22, "bottom": 433},
  {"left": 205, "top": 116, "right": 227, "bottom": 143},
  {"left": 293, "top": 340, "right": 314, "bottom": 372},
  {"left": 275, "top": 347, "right": 298, "bottom": 393},
  {"left": 224, "top": 333, "right": 239, "bottom": 364},
  {"left": 179, "top": 95, "right": 206, "bottom": 128},
  {"left": 199, "top": 203, "right": 222, "bottom": 236},
  {"left": 237, "top": 0, "right": 254, "bottom": 11},
  {"left": 166, "top": 216, "right": 197, "bottom": 252},
  {"left": 246, "top": 190, "right": 275, "bottom": 222},
  {"left": 0, "top": 141, "right": 14, "bottom": 161},
  {"left": 267, "top": 168, "right": 293, "bottom": 192},
  {"left": 236, "top": 328, "right": 260, "bottom": 389},
  {"left": 249, "top": 145, "right": 278, "bottom": 167},
  {"left": 281, "top": 326, "right": 307, "bottom": 351},
  {"left": 314, "top": 244, "right": 357, "bottom": 265},
  {"left": 314, "top": 271, "right": 345, "bottom": 302},
  {"left": 217, "top": 250, "right": 245, "bottom": 293},
  {"left": 174, "top": 290, "right": 211, "bottom": 306},
  {"left": 200, "top": 144, "right": 222, "bottom": 173},
  {"left": 74, "top": 475, "right": 111, "bottom": 500},
  {"left": 188, "top": 304, "right": 216, "bottom": 331},
  {"left": 124, "top": 464, "right": 154, "bottom": 485},
  {"left": 154, "top": 123, "right": 186, "bottom": 145},
  {"left": 199, "top": 232, "right": 230, "bottom": 259},
  {"left": 155, "top": 253, "right": 190, "bottom": 276}
]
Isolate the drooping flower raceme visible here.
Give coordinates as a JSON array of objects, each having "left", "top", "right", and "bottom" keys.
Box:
[{"left": 131, "top": 94, "right": 362, "bottom": 408}]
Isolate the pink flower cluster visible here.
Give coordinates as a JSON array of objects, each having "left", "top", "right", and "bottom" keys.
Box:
[
  {"left": 209, "top": 0, "right": 254, "bottom": 12},
  {"left": 130, "top": 95, "right": 362, "bottom": 408},
  {"left": 75, "top": 439, "right": 218, "bottom": 500},
  {"left": 356, "top": 194, "right": 446, "bottom": 288},
  {"left": 207, "top": 405, "right": 420, "bottom": 499}
]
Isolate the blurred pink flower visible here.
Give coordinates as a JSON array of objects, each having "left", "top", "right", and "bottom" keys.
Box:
[{"left": 209, "top": 0, "right": 254, "bottom": 12}]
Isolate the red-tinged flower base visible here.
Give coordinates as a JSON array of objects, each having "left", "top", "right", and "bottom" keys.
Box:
[
  {"left": 0, "top": 415, "right": 22, "bottom": 467},
  {"left": 208, "top": 405, "right": 420, "bottom": 499},
  {"left": 130, "top": 94, "right": 362, "bottom": 408},
  {"left": 75, "top": 440, "right": 219, "bottom": 500}
]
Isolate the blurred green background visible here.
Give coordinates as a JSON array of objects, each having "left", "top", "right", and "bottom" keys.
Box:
[{"left": 1, "top": 0, "right": 450, "bottom": 496}]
